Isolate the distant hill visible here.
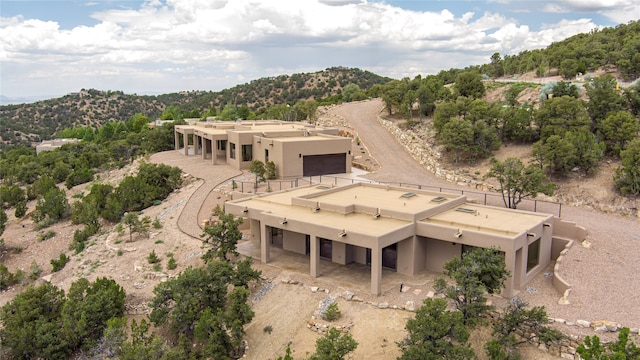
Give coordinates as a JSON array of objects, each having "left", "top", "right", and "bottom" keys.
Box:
[{"left": 0, "top": 67, "right": 391, "bottom": 148}]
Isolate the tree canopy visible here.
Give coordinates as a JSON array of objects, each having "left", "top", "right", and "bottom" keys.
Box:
[
  {"left": 398, "top": 298, "right": 474, "bottom": 360},
  {"left": 484, "top": 157, "right": 555, "bottom": 209},
  {"left": 435, "top": 247, "right": 509, "bottom": 326}
]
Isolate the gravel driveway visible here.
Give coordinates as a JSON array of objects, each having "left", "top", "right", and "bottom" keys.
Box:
[{"left": 327, "top": 99, "right": 640, "bottom": 335}]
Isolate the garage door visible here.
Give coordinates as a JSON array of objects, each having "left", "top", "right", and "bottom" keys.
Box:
[{"left": 303, "top": 153, "right": 346, "bottom": 176}]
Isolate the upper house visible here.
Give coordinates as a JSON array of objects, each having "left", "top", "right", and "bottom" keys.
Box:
[
  {"left": 174, "top": 120, "right": 352, "bottom": 178},
  {"left": 225, "top": 182, "right": 587, "bottom": 297},
  {"left": 36, "top": 138, "right": 80, "bottom": 155}
]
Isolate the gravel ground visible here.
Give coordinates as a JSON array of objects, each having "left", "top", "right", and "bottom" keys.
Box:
[{"left": 327, "top": 99, "right": 640, "bottom": 338}]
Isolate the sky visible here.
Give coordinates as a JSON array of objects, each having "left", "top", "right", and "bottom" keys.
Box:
[{"left": 1, "top": 0, "right": 639, "bottom": 103}]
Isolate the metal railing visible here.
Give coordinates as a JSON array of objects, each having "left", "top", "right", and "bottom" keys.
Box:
[{"left": 232, "top": 174, "right": 562, "bottom": 217}]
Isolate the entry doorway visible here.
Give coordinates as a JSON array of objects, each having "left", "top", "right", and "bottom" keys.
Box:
[
  {"left": 320, "top": 238, "right": 332, "bottom": 259},
  {"left": 365, "top": 245, "right": 398, "bottom": 271},
  {"left": 382, "top": 244, "right": 397, "bottom": 270},
  {"left": 271, "top": 227, "right": 283, "bottom": 248}
]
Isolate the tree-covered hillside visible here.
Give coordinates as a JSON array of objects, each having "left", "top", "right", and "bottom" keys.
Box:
[
  {"left": 0, "top": 67, "right": 391, "bottom": 148},
  {"left": 439, "top": 20, "right": 640, "bottom": 83}
]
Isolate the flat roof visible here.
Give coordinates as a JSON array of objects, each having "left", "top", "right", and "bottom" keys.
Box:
[
  {"left": 303, "top": 184, "right": 459, "bottom": 214},
  {"left": 421, "top": 203, "right": 551, "bottom": 236},
  {"left": 238, "top": 199, "right": 411, "bottom": 238},
  {"left": 275, "top": 136, "right": 343, "bottom": 143},
  {"left": 230, "top": 183, "right": 553, "bottom": 239}
]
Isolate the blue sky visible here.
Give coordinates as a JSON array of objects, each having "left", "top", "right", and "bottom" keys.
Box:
[{"left": 1, "top": 0, "right": 638, "bottom": 103}]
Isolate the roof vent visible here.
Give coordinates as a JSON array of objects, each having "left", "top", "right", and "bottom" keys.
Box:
[{"left": 431, "top": 196, "right": 447, "bottom": 203}]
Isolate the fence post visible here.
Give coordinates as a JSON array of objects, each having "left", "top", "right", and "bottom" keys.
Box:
[
  {"left": 534, "top": 200, "right": 537, "bottom": 212},
  {"left": 484, "top": 194, "right": 487, "bottom": 205}
]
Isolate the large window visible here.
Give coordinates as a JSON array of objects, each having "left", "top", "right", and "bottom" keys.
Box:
[
  {"left": 527, "top": 239, "right": 540, "bottom": 273},
  {"left": 229, "top": 143, "right": 236, "bottom": 159},
  {"left": 242, "top": 144, "right": 253, "bottom": 162}
]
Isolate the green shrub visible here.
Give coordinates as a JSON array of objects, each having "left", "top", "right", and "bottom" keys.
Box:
[
  {"left": 0, "top": 264, "right": 17, "bottom": 290},
  {"left": 147, "top": 250, "right": 160, "bottom": 264},
  {"left": 152, "top": 263, "right": 161, "bottom": 272},
  {"left": 323, "top": 302, "right": 341, "bottom": 322},
  {"left": 117, "top": 249, "right": 123, "bottom": 256},
  {"left": 167, "top": 256, "right": 177, "bottom": 270},
  {"left": 263, "top": 325, "right": 273, "bottom": 334},
  {"left": 152, "top": 218, "right": 162, "bottom": 229},
  {"left": 51, "top": 253, "right": 70, "bottom": 272},
  {"left": 39, "top": 230, "right": 56, "bottom": 241},
  {"left": 29, "top": 261, "right": 42, "bottom": 280}
]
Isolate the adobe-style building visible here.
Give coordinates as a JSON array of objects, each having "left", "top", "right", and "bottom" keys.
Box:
[
  {"left": 225, "top": 182, "right": 586, "bottom": 297},
  {"left": 36, "top": 138, "right": 80, "bottom": 155},
  {"left": 174, "top": 120, "right": 352, "bottom": 178}
]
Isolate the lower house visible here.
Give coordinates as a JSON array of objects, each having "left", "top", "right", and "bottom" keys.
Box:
[
  {"left": 225, "top": 182, "right": 586, "bottom": 297},
  {"left": 174, "top": 120, "right": 352, "bottom": 178}
]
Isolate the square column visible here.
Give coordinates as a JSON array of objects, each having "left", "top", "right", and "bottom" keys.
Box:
[
  {"left": 260, "top": 222, "right": 270, "bottom": 263},
  {"left": 503, "top": 250, "right": 516, "bottom": 297},
  {"left": 183, "top": 133, "right": 188, "bottom": 155},
  {"left": 371, "top": 245, "right": 382, "bottom": 295},
  {"left": 310, "top": 235, "right": 320, "bottom": 278},
  {"left": 174, "top": 131, "right": 180, "bottom": 150}
]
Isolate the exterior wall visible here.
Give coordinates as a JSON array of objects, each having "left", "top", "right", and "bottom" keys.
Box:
[
  {"left": 520, "top": 222, "right": 553, "bottom": 287},
  {"left": 345, "top": 244, "right": 355, "bottom": 264},
  {"left": 351, "top": 246, "right": 368, "bottom": 265},
  {"left": 332, "top": 242, "right": 347, "bottom": 265},
  {"left": 425, "top": 238, "right": 461, "bottom": 272},
  {"left": 249, "top": 218, "right": 261, "bottom": 245},
  {"left": 283, "top": 230, "right": 306, "bottom": 255},
  {"left": 413, "top": 236, "right": 428, "bottom": 274},
  {"left": 396, "top": 236, "right": 415, "bottom": 275},
  {"left": 226, "top": 131, "right": 256, "bottom": 170}
]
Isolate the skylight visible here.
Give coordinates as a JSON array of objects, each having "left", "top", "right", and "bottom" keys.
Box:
[
  {"left": 455, "top": 207, "right": 477, "bottom": 214},
  {"left": 400, "top": 192, "right": 417, "bottom": 198}
]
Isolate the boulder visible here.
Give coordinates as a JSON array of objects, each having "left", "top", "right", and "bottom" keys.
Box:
[
  {"left": 404, "top": 301, "right": 416, "bottom": 312},
  {"left": 576, "top": 320, "right": 591, "bottom": 328},
  {"left": 343, "top": 291, "right": 354, "bottom": 300}
]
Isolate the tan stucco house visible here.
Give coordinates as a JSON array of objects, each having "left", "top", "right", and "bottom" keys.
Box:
[
  {"left": 225, "top": 182, "right": 586, "bottom": 297},
  {"left": 174, "top": 120, "right": 352, "bottom": 178}
]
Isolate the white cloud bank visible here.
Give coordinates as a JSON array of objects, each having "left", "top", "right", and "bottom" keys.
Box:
[{"left": 1, "top": 0, "right": 632, "bottom": 100}]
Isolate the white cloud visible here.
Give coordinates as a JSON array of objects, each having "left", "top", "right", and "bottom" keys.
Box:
[
  {"left": 0, "top": 0, "right": 626, "bottom": 99},
  {"left": 547, "top": 0, "right": 640, "bottom": 23}
]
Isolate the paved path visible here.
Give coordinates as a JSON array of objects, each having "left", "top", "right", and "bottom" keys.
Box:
[{"left": 149, "top": 152, "right": 241, "bottom": 239}]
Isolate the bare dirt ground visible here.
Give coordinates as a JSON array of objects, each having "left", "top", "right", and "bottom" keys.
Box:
[{"left": 1, "top": 96, "right": 639, "bottom": 359}]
